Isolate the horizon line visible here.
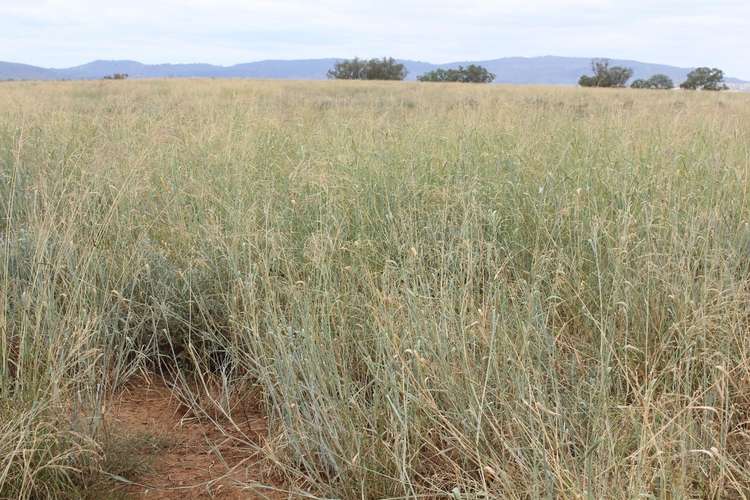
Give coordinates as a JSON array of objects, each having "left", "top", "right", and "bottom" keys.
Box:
[{"left": 1, "top": 54, "right": 708, "bottom": 71}]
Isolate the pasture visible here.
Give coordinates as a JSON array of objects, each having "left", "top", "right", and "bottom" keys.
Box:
[{"left": 1, "top": 79, "right": 750, "bottom": 498}]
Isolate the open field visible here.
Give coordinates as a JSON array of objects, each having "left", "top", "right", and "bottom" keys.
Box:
[{"left": 2, "top": 79, "right": 750, "bottom": 498}]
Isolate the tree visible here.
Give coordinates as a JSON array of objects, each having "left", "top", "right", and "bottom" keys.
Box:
[
  {"left": 578, "top": 59, "right": 633, "bottom": 88},
  {"left": 680, "top": 67, "right": 728, "bottom": 91},
  {"left": 578, "top": 75, "right": 597, "bottom": 87},
  {"left": 631, "top": 74, "right": 674, "bottom": 90},
  {"left": 607, "top": 66, "right": 634, "bottom": 87},
  {"left": 327, "top": 57, "right": 407, "bottom": 81},
  {"left": 647, "top": 74, "right": 674, "bottom": 89},
  {"left": 461, "top": 64, "right": 496, "bottom": 83},
  {"left": 327, "top": 58, "right": 366, "bottom": 80},
  {"left": 418, "top": 64, "right": 495, "bottom": 83},
  {"left": 103, "top": 73, "right": 128, "bottom": 80},
  {"left": 418, "top": 68, "right": 450, "bottom": 82}
]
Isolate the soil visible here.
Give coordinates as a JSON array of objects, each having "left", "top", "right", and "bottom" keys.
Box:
[{"left": 106, "top": 378, "right": 288, "bottom": 499}]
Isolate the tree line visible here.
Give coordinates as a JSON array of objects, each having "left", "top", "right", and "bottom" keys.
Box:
[
  {"left": 327, "top": 57, "right": 730, "bottom": 91},
  {"left": 327, "top": 58, "right": 495, "bottom": 83},
  {"left": 578, "top": 59, "right": 728, "bottom": 90}
]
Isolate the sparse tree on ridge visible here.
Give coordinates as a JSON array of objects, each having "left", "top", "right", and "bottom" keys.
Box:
[
  {"left": 680, "top": 67, "right": 728, "bottom": 91},
  {"left": 578, "top": 59, "right": 633, "bottom": 88},
  {"left": 327, "top": 57, "right": 407, "bottom": 81},
  {"left": 418, "top": 64, "right": 495, "bottom": 83}
]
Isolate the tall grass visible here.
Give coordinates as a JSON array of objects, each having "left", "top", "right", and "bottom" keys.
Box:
[{"left": 1, "top": 79, "right": 750, "bottom": 498}]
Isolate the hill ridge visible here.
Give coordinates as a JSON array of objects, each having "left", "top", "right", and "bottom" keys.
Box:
[{"left": 1, "top": 56, "right": 746, "bottom": 84}]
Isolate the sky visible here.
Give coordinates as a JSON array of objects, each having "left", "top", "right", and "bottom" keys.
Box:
[{"left": 1, "top": 0, "right": 748, "bottom": 79}]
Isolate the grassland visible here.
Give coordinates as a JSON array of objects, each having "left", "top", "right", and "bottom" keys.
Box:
[{"left": 1, "top": 79, "right": 750, "bottom": 498}]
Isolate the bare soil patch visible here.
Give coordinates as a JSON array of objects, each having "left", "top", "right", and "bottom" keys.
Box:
[{"left": 104, "top": 378, "right": 287, "bottom": 499}]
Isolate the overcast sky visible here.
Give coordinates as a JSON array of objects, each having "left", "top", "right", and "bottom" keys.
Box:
[{"left": 2, "top": 0, "right": 748, "bottom": 79}]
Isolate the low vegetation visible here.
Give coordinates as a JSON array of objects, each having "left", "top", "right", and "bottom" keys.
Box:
[{"left": 1, "top": 80, "right": 750, "bottom": 498}]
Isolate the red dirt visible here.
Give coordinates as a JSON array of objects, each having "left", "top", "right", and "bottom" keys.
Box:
[{"left": 107, "top": 379, "right": 287, "bottom": 499}]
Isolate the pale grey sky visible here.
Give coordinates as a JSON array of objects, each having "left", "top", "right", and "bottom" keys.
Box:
[{"left": 2, "top": 0, "right": 748, "bottom": 79}]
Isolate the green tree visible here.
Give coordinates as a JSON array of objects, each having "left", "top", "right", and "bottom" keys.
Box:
[
  {"left": 680, "top": 67, "right": 728, "bottom": 91},
  {"left": 418, "top": 64, "right": 495, "bottom": 83},
  {"left": 326, "top": 58, "right": 366, "bottom": 80},
  {"left": 418, "top": 68, "right": 451, "bottom": 82},
  {"left": 327, "top": 57, "right": 407, "bottom": 81},
  {"left": 578, "top": 75, "right": 597, "bottom": 87},
  {"left": 631, "top": 74, "right": 674, "bottom": 90},
  {"left": 578, "top": 59, "right": 633, "bottom": 88},
  {"left": 647, "top": 74, "right": 674, "bottom": 89},
  {"left": 461, "top": 64, "right": 496, "bottom": 83}
]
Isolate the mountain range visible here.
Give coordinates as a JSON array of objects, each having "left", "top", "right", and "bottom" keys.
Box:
[{"left": 0, "top": 56, "right": 746, "bottom": 85}]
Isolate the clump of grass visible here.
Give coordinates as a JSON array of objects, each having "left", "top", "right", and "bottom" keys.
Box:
[
  {"left": 1, "top": 79, "right": 750, "bottom": 497},
  {"left": 103, "top": 430, "right": 172, "bottom": 481},
  {"left": 0, "top": 402, "right": 100, "bottom": 499},
  {"left": 78, "top": 430, "right": 172, "bottom": 499}
]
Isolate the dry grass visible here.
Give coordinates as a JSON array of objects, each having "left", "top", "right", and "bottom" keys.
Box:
[{"left": 1, "top": 79, "right": 750, "bottom": 498}]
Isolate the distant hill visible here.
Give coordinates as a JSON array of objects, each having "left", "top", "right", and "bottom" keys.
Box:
[
  {"left": 219, "top": 59, "right": 341, "bottom": 79},
  {"left": 1, "top": 56, "right": 746, "bottom": 84},
  {"left": 0, "top": 61, "right": 58, "bottom": 80}
]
